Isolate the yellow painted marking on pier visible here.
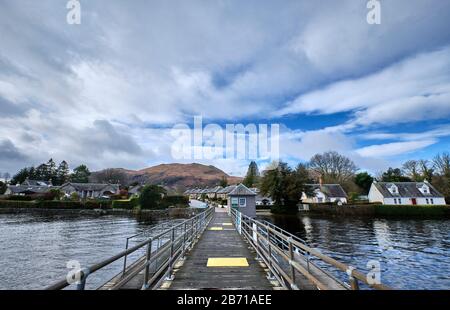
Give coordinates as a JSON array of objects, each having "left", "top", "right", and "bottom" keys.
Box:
[
  {"left": 209, "top": 227, "right": 223, "bottom": 231},
  {"left": 207, "top": 258, "right": 249, "bottom": 267}
]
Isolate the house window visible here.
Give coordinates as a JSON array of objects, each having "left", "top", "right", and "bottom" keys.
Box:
[
  {"left": 231, "top": 197, "right": 239, "bottom": 207},
  {"left": 431, "top": 199, "right": 434, "bottom": 204},
  {"left": 426, "top": 199, "right": 429, "bottom": 204},
  {"left": 239, "top": 198, "right": 246, "bottom": 207},
  {"left": 398, "top": 198, "right": 402, "bottom": 204},
  {"left": 394, "top": 198, "right": 397, "bottom": 204}
]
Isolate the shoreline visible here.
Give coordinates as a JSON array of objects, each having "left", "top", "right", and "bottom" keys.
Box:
[
  {"left": 0, "top": 206, "right": 201, "bottom": 220},
  {"left": 256, "top": 203, "right": 450, "bottom": 218}
]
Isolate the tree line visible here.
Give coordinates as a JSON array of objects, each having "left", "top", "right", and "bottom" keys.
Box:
[
  {"left": 10, "top": 159, "right": 91, "bottom": 186},
  {"left": 241, "top": 151, "right": 450, "bottom": 213}
]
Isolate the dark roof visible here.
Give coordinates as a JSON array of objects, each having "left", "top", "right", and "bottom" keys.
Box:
[
  {"left": 22, "top": 180, "right": 51, "bottom": 186},
  {"left": 60, "top": 183, "right": 119, "bottom": 192},
  {"left": 306, "top": 184, "right": 347, "bottom": 198},
  {"left": 129, "top": 185, "right": 143, "bottom": 194},
  {"left": 217, "top": 185, "right": 237, "bottom": 194},
  {"left": 373, "top": 182, "right": 444, "bottom": 198},
  {"left": 7, "top": 185, "right": 53, "bottom": 194},
  {"left": 228, "top": 184, "right": 256, "bottom": 196}
]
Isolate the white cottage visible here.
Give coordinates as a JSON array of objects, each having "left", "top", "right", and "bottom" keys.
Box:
[
  {"left": 301, "top": 184, "right": 348, "bottom": 204},
  {"left": 368, "top": 181, "right": 446, "bottom": 205}
]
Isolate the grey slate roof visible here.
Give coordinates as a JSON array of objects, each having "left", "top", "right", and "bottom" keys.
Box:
[
  {"left": 306, "top": 184, "right": 347, "bottom": 198},
  {"left": 217, "top": 185, "right": 237, "bottom": 194},
  {"left": 7, "top": 185, "right": 53, "bottom": 194},
  {"left": 228, "top": 184, "right": 257, "bottom": 196},
  {"left": 60, "top": 183, "right": 119, "bottom": 192},
  {"left": 374, "top": 182, "right": 444, "bottom": 198},
  {"left": 22, "top": 179, "right": 51, "bottom": 186}
]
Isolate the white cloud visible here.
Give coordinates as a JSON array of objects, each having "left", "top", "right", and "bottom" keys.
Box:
[
  {"left": 356, "top": 140, "right": 437, "bottom": 158},
  {"left": 1, "top": 0, "right": 450, "bottom": 174}
]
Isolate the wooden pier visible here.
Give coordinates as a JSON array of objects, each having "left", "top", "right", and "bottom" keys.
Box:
[{"left": 164, "top": 209, "right": 275, "bottom": 290}]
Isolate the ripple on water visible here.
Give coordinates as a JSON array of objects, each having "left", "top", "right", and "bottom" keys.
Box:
[
  {"left": 258, "top": 214, "right": 450, "bottom": 289},
  {"left": 0, "top": 213, "right": 158, "bottom": 290}
]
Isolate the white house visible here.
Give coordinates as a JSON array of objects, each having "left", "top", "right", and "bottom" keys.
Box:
[
  {"left": 368, "top": 181, "right": 446, "bottom": 205},
  {"left": 301, "top": 184, "right": 348, "bottom": 204}
]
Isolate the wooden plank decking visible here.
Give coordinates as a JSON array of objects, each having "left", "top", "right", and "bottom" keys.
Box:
[{"left": 164, "top": 208, "right": 275, "bottom": 290}]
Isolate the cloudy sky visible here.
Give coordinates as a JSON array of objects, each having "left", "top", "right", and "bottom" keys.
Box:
[{"left": 1, "top": 0, "right": 450, "bottom": 176}]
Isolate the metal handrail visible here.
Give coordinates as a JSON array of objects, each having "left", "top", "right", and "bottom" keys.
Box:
[
  {"left": 46, "top": 207, "right": 214, "bottom": 290},
  {"left": 121, "top": 219, "right": 185, "bottom": 276},
  {"left": 230, "top": 208, "right": 391, "bottom": 290}
]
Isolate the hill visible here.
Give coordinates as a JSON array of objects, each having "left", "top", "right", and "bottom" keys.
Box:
[{"left": 91, "top": 163, "right": 243, "bottom": 190}]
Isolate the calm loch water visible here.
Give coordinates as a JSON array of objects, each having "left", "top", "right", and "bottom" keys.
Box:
[
  {"left": 0, "top": 213, "right": 158, "bottom": 290},
  {"left": 258, "top": 214, "right": 450, "bottom": 290},
  {"left": 0, "top": 212, "right": 449, "bottom": 289}
]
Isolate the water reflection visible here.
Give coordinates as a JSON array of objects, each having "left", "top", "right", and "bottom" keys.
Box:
[
  {"left": 258, "top": 214, "right": 450, "bottom": 289},
  {"left": 0, "top": 214, "right": 158, "bottom": 290}
]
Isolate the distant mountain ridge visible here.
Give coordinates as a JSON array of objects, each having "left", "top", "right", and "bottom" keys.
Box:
[{"left": 92, "top": 163, "right": 243, "bottom": 190}]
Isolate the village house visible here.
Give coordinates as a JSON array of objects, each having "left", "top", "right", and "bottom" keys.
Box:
[
  {"left": 4, "top": 179, "right": 54, "bottom": 196},
  {"left": 216, "top": 185, "right": 237, "bottom": 200},
  {"left": 301, "top": 182, "right": 348, "bottom": 204},
  {"left": 368, "top": 180, "right": 446, "bottom": 205},
  {"left": 227, "top": 184, "right": 257, "bottom": 218},
  {"left": 206, "top": 186, "right": 223, "bottom": 199},
  {"left": 128, "top": 184, "right": 143, "bottom": 197},
  {"left": 59, "top": 183, "right": 120, "bottom": 199}
]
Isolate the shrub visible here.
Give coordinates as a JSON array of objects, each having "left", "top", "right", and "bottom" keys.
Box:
[
  {"left": 160, "top": 195, "right": 189, "bottom": 208},
  {"left": 112, "top": 198, "right": 138, "bottom": 210},
  {"left": 7, "top": 195, "right": 34, "bottom": 201},
  {"left": 139, "top": 185, "right": 166, "bottom": 210},
  {"left": 0, "top": 200, "right": 36, "bottom": 208},
  {"left": 70, "top": 192, "right": 80, "bottom": 201}
]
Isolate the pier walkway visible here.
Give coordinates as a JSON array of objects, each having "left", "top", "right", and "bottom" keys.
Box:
[{"left": 165, "top": 208, "right": 274, "bottom": 290}]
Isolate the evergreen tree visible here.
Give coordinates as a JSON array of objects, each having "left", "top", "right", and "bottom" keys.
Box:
[
  {"left": 47, "top": 158, "right": 57, "bottom": 184},
  {"left": 381, "top": 168, "right": 411, "bottom": 182},
  {"left": 56, "top": 161, "right": 70, "bottom": 185},
  {"left": 354, "top": 172, "right": 374, "bottom": 194},
  {"left": 11, "top": 168, "right": 31, "bottom": 185},
  {"left": 260, "top": 162, "right": 311, "bottom": 214},
  {"left": 219, "top": 176, "right": 228, "bottom": 187},
  {"left": 139, "top": 185, "right": 166, "bottom": 209},
  {"left": 70, "top": 165, "right": 91, "bottom": 183},
  {"left": 243, "top": 161, "right": 260, "bottom": 188}
]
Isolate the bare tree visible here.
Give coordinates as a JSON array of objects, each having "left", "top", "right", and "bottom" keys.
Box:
[
  {"left": 91, "top": 169, "right": 129, "bottom": 185},
  {"left": 402, "top": 160, "right": 420, "bottom": 181},
  {"left": 308, "top": 151, "right": 358, "bottom": 183},
  {"left": 433, "top": 152, "right": 450, "bottom": 176},
  {"left": 418, "top": 160, "right": 434, "bottom": 182}
]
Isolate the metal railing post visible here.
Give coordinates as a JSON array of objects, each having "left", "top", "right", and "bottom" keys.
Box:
[
  {"left": 122, "top": 238, "right": 129, "bottom": 277},
  {"left": 266, "top": 227, "right": 275, "bottom": 280},
  {"left": 76, "top": 268, "right": 90, "bottom": 290},
  {"left": 182, "top": 222, "right": 187, "bottom": 256},
  {"left": 142, "top": 239, "right": 153, "bottom": 289},
  {"left": 166, "top": 227, "right": 176, "bottom": 281},
  {"left": 288, "top": 238, "right": 297, "bottom": 289},
  {"left": 347, "top": 266, "right": 360, "bottom": 290}
]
